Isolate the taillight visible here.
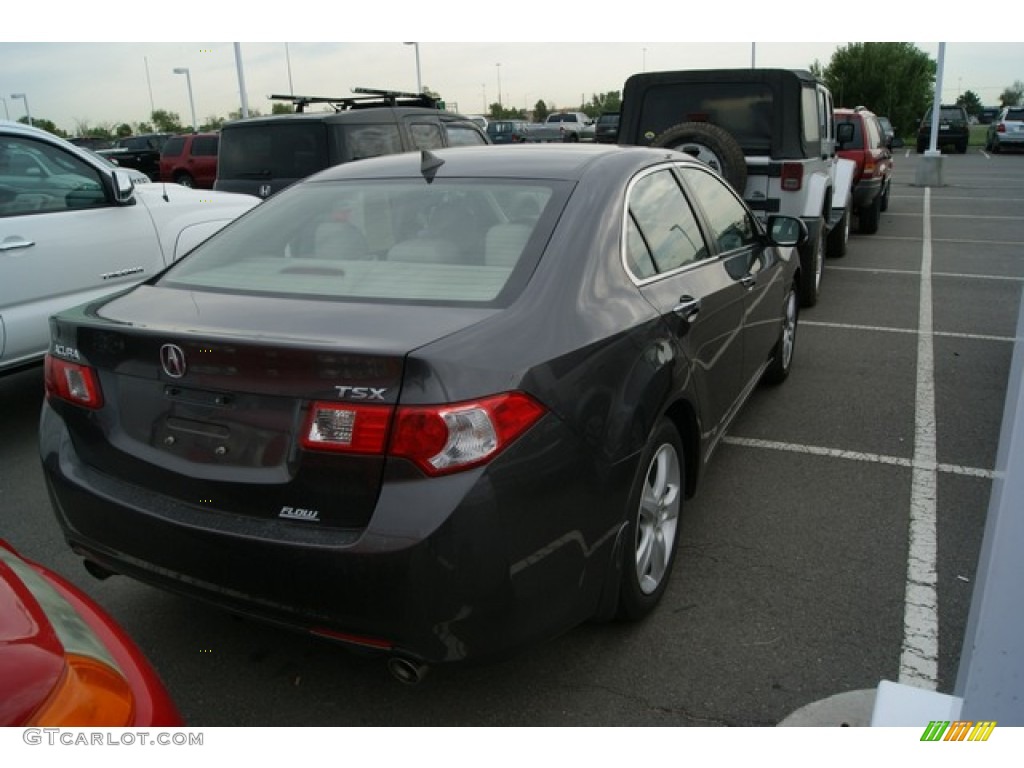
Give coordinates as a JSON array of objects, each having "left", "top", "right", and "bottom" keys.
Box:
[
  {"left": 44, "top": 355, "right": 104, "bottom": 409},
  {"left": 28, "top": 654, "right": 135, "bottom": 727},
  {"left": 301, "top": 392, "right": 546, "bottom": 476},
  {"left": 780, "top": 163, "right": 803, "bottom": 191},
  {"left": 997, "top": 123, "right": 1006, "bottom": 134},
  {"left": 862, "top": 158, "right": 876, "bottom": 178}
]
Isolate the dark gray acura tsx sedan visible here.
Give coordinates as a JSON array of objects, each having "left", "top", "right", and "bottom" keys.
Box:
[{"left": 40, "top": 144, "right": 805, "bottom": 681}]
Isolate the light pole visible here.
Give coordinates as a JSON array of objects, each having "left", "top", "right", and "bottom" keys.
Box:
[
  {"left": 496, "top": 63, "right": 502, "bottom": 110},
  {"left": 10, "top": 93, "right": 31, "bottom": 126},
  {"left": 404, "top": 42, "right": 422, "bottom": 94},
  {"left": 1, "top": 96, "right": 8, "bottom": 120},
  {"left": 172, "top": 68, "right": 197, "bottom": 133}
]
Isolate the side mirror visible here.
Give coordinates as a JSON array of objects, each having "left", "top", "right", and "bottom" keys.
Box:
[
  {"left": 111, "top": 170, "right": 136, "bottom": 204},
  {"left": 766, "top": 215, "right": 808, "bottom": 247}
]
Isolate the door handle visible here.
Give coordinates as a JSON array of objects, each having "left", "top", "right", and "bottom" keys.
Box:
[
  {"left": 0, "top": 237, "right": 35, "bottom": 252},
  {"left": 740, "top": 275, "right": 756, "bottom": 288},
  {"left": 672, "top": 295, "right": 701, "bottom": 322}
]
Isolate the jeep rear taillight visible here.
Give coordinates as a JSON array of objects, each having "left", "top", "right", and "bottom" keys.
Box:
[
  {"left": 44, "top": 355, "right": 104, "bottom": 410},
  {"left": 780, "top": 163, "right": 803, "bottom": 191},
  {"left": 862, "top": 158, "right": 877, "bottom": 178},
  {"left": 302, "top": 392, "right": 546, "bottom": 476}
]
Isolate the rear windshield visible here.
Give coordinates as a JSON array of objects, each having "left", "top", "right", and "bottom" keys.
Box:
[
  {"left": 1005, "top": 108, "right": 1024, "bottom": 122},
  {"left": 638, "top": 83, "right": 774, "bottom": 152},
  {"left": 218, "top": 123, "right": 330, "bottom": 181},
  {"left": 160, "top": 178, "right": 568, "bottom": 305}
]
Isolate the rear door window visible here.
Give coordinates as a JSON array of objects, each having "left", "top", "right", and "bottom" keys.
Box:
[
  {"left": 407, "top": 121, "right": 444, "bottom": 151},
  {"left": 191, "top": 135, "right": 219, "bottom": 156},
  {"left": 161, "top": 136, "right": 186, "bottom": 158},
  {"left": 445, "top": 123, "right": 488, "bottom": 147},
  {"left": 339, "top": 124, "right": 404, "bottom": 161}
]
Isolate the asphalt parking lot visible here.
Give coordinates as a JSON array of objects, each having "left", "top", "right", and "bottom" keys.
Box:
[{"left": 0, "top": 148, "right": 1020, "bottom": 726}]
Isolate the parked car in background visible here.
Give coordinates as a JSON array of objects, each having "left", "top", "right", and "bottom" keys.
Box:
[
  {"left": 529, "top": 112, "right": 594, "bottom": 143},
  {"left": 97, "top": 133, "right": 173, "bottom": 181},
  {"left": 835, "top": 107, "right": 893, "bottom": 236},
  {"left": 214, "top": 89, "right": 489, "bottom": 198},
  {"left": 486, "top": 120, "right": 532, "bottom": 143},
  {"left": 978, "top": 107, "right": 1000, "bottom": 125},
  {"left": 0, "top": 120, "right": 259, "bottom": 377},
  {"left": 916, "top": 105, "right": 970, "bottom": 154},
  {"left": 876, "top": 116, "right": 895, "bottom": 147},
  {"left": 984, "top": 106, "right": 1024, "bottom": 153},
  {"left": 40, "top": 144, "right": 806, "bottom": 680},
  {"left": 0, "top": 539, "right": 182, "bottom": 726},
  {"left": 83, "top": 148, "right": 151, "bottom": 185},
  {"left": 159, "top": 131, "right": 219, "bottom": 188},
  {"left": 594, "top": 112, "right": 620, "bottom": 143},
  {"left": 68, "top": 136, "right": 114, "bottom": 151}
]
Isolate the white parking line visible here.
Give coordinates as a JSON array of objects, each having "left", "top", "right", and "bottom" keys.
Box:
[
  {"left": 802, "top": 320, "right": 1016, "bottom": 344},
  {"left": 828, "top": 266, "right": 1024, "bottom": 283},
  {"left": 902, "top": 187, "right": 941, "bottom": 690},
  {"left": 721, "top": 437, "right": 994, "bottom": 480}
]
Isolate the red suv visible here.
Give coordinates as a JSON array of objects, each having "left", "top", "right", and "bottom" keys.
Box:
[
  {"left": 159, "top": 132, "right": 219, "bottom": 188},
  {"left": 835, "top": 107, "right": 893, "bottom": 235}
]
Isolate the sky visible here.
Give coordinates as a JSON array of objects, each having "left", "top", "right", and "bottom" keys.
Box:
[{"left": 2, "top": 11, "right": 1021, "bottom": 134}]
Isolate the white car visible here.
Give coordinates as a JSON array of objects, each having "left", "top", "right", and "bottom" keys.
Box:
[{"left": 1, "top": 120, "right": 260, "bottom": 376}]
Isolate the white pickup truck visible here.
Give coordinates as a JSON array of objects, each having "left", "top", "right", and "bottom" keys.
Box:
[
  {"left": 528, "top": 112, "right": 595, "bottom": 143},
  {"left": 0, "top": 120, "right": 260, "bottom": 376}
]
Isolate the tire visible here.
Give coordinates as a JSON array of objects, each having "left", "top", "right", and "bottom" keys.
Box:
[
  {"left": 616, "top": 419, "right": 684, "bottom": 621},
  {"left": 762, "top": 284, "right": 798, "bottom": 386},
  {"left": 174, "top": 172, "right": 195, "bottom": 188},
  {"left": 859, "top": 192, "right": 881, "bottom": 235},
  {"left": 826, "top": 200, "right": 850, "bottom": 258},
  {"left": 650, "top": 122, "right": 747, "bottom": 192},
  {"left": 957, "top": 140, "right": 968, "bottom": 154},
  {"left": 798, "top": 216, "right": 825, "bottom": 308},
  {"left": 879, "top": 179, "right": 891, "bottom": 212}
]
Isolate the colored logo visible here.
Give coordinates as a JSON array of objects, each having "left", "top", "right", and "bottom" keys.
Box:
[{"left": 920, "top": 721, "right": 996, "bottom": 742}]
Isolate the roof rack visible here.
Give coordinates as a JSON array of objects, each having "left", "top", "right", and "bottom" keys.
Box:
[{"left": 268, "top": 87, "right": 440, "bottom": 113}]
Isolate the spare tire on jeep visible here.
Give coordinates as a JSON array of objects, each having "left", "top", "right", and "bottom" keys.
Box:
[{"left": 649, "top": 122, "right": 748, "bottom": 192}]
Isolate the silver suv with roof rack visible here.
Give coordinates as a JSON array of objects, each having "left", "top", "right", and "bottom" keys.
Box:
[{"left": 214, "top": 88, "right": 490, "bottom": 199}]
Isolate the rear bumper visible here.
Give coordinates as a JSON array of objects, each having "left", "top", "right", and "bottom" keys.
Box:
[{"left": 39, "top": 402, "right": 628, "bottom": 666}]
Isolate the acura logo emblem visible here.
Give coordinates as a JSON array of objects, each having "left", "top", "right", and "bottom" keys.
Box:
[{"left": 160, "top": 344, "right": 187, "bottom": 378}]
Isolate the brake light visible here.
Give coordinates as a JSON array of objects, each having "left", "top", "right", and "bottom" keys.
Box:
[
  {"left": 997, "top": 123, "right": 1006, "bottom": 134},
  {"left": 862, "top": 159, "right": 876, "bottom": 178},
  {"left": 301, "top": 392, "right": 546, "bottom": 475},
  {"left": 44, "top": 355, "right": 104, "bottom": 409},
  {"left": 780, "top": 163, "right": 803, "bottom": 191}
]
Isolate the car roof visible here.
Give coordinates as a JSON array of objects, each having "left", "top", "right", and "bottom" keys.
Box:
[{"left": 305, "top": 143, "right": 697, "bottom": 184}]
